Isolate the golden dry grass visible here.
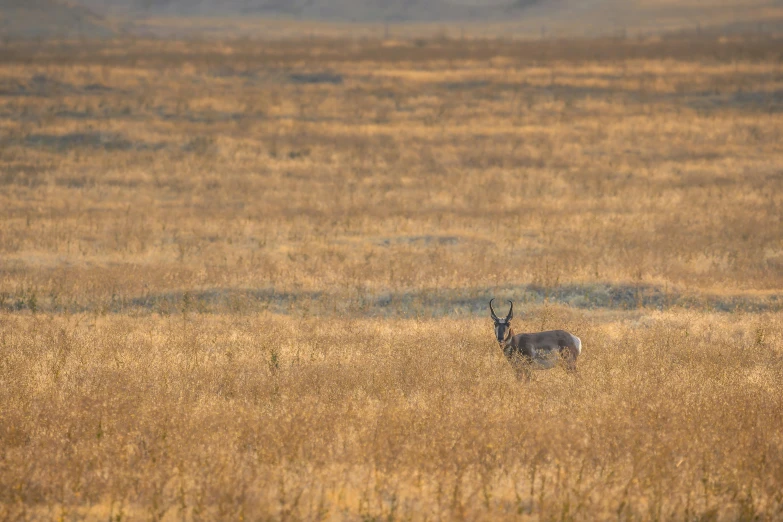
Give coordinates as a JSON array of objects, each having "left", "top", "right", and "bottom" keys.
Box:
[
  {"left": 3, "top": 309, "right": 783, "bottom": 520},
  {"left": 1, "top": 34, "right": 783, "bottom": 520}
]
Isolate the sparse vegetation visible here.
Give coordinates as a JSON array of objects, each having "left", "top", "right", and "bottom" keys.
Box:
[{"left": 1, "top": 33, "right": 782, "bottom": 520}]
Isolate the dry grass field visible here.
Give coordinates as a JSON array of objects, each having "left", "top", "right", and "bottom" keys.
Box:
[{"left": 1, "top": 33, "right": 783, "bottom": 520}]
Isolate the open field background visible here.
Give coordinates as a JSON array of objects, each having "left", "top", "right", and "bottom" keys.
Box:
[{"left": 1, "top": 33, "right": 783, "bottom": 519}]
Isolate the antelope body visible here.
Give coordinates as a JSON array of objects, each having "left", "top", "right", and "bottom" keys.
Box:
[{"left": 490, "top": 299, "right": 581, "bottom": 379}]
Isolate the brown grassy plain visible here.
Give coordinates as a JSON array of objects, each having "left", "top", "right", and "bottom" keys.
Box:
[{"left": 1, "top": 33, "right": 783, "bottom": 520}]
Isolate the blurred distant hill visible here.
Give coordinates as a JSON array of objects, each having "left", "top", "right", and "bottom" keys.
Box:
[
  {"left": 0, "top": 0, "right": 118, "bottom": 39},
  {"left": 2, "top": 0, "right": 782, "bottom": 39},
  {"left": 70, "top": 0, "right": 542, "bottom": 22}
]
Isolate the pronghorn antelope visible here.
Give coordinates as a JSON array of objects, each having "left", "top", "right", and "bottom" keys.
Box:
[{"left": 490, "top": 298, "right": 582, "bottom": 380}]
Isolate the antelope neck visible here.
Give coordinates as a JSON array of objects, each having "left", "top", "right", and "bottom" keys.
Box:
[{"left": 501, "top": 324, "right": 514, "bottom": 345}]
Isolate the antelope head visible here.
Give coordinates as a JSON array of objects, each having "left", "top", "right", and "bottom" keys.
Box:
[{"left": 489, "top": 298, "right": 514, "bottom": 344}]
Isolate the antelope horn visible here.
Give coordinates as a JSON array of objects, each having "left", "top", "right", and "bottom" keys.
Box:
[
  {"left": 489, "top": 298, "right": 499, "bottom": 321},
  {"left": 506, "top": 300, "right": 513, "bottom": 321}
]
